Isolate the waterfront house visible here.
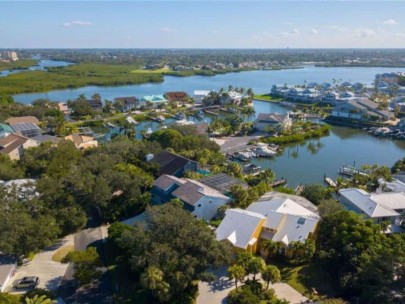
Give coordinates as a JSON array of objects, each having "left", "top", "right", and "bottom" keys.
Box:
[
  {"left": 0, "top": 133, "right": 38, "bottom": 160},
  {"left": 149, "top": 150, "right": 198, "bottom": 177},
  {"left": 86, "top": 99, "right": 103, "bottom": 112},
  {"left": 199, "top": 173, "right": 248, "bottom": 195},
  {"left": 65, "top": 134, "right": 98, "bottom": 150},
  {"left": 139, "top": 95, "right": 167, "bottom": 108},
  {"left": 151, "top": 174, "right": 231, "bottom": 220},
  {"left": 221, "top": 91, "right": 246, "bottom": 106},
  {"left": 164, "top": 91, "right": 189, "bottom": 104},
  {"left": 113, "top": 97, "right": 139, "bottom": 112},
  {"left": 0, "top": 256, "right": 16, "bottom": 292},
  {"left": 339, "top": 188, "right": 405, "bottom": 226},
  {"left": 323, "top": 91, "right": 340, "bottom": 105},
  {"left": 331, "top": 98, "right": 392, "bottom": 122},
  {"left": 216, "top": 192, "right": 319, "bottom": 254},
  {"left": 0, "top": 123, "right": 14, "bottom": 139},
  {"left": 253, "top": 113, "right": 292, "bottom": 132}
]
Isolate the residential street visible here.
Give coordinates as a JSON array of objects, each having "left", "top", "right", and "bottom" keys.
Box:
[
  {"left": 197, "top": 266, "right": 308, "bottom": 304},
  {"left": 59, "top": 226, "right": 113, "bottom": 304},
  {"left": 6, "top": 235, "right": 74, "bottom": 293}
]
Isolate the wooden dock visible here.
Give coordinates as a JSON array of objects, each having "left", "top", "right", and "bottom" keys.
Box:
[
  {"left": 270, "top": 179, "right": 287, "bottom": 187},
  {"left": 203, "top": 109, "right": 219, "bottom": 116},
  {"left": 339, "top": 165, "right": 368, "bottom": 177}
]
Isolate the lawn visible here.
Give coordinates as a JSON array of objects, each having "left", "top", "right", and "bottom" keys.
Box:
[
  {"left": 131, "top": 68, "right": 170, "bottom": 74},
  {"left": 253, "top": 94, "right": 283, "bottom": 102},
  {"left": 269, "top": 259, "right": 339, "bottom": 300},
  {"left": 52, "top": 245, "right": 75, "bottom": 262}
]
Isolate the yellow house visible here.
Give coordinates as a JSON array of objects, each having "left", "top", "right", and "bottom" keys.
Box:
[{"left": 216, "top": 193, "right": 320, "bottom": 255}]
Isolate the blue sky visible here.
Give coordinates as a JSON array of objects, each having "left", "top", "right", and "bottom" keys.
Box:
[{"left": 1, "top": 1, "right": 405, "bottom": 48}]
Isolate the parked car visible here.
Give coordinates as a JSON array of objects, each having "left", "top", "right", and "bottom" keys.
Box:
[{"left": 13, "top": 276, "right": 40, "bottom": 289}]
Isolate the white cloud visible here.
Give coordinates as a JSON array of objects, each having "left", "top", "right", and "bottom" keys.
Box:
[
  {"left": 308, "top": 29, "right": 319, "bottom": 35},
  {"left": 63, "top": 20, "right": 92, "bottom": 27},
  {"left": 278, "top": 29, "right": 299, "bottom": 37},
  {"left": 382, "top": 19, "right": 397, "bottom": 25},
  {"left": 160, "top": 27, "right": 176, "bottom": 32},
  {"left": 395, "top": 32, "right": 405, "bottom": 37},
  {"left": 282, "top": 22, "right": 294, "bottom": 26},
  {"left": 213, "top": 30, "right": 219, "bottom": 34}
]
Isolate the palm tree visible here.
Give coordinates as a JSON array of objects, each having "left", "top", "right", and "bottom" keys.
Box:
[
  {"left": 261, "top": 240, "right": 283, "bottom": 258},
  {"left": 247, "top": 256, "right": 265, "bottom": 281},
  {"left": 228, "top": 85, "right": 234, "bottom": 92},
  {"left": 228, "top": 264, "right": 246, "bottom": 290},
  {"left": 236, "top": 251, "right": 253, "bottom": 272},
  {"left": 261, "top": 265, "right": 281, "bottom": 290},
  {"left": 289, "top": 241, "right": 305, "bottom": 260},
  {"left": 302, "top": 239, "right": 316, "bottom": 262},
  {"left": 25, "top": 295, "right": 56, "bottom": 304},
  {"left": 140, "top": 266, "right": 170, "bottom": 301}
]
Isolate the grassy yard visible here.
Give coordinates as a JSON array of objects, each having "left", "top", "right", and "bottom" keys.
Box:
[
  {"left": 52, "top": 245, "right": 75, "bottom": 262},
  {"left": 131, "top": 68, "right": 170, "bottom": 74},
  {"left": 270, "top": 259, "right": 339, "bottom": 300},
  {"left": 253, "top": 94, "right": 283, "bottom": 102}
]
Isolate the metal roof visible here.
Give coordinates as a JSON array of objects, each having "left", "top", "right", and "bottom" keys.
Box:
[
  {"left": 270, "top": 213, "right": 318, "bottom": 246},
  {"left": 216, "top": 209, "right": 265, "bottom": 249},
  {"left": 339, "top": 188, "right": 400, "bottom": 218},
  {"left": 249, "top": 197, "right": 320, "bottom": 219}
]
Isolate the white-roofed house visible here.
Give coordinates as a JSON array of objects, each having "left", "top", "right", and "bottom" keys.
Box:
[
  {"left": 193, "top": 90, "right": 211, "bottom": 105},
  {"left": 215, "top": 192, "right": 320, "bottom": 255},
  {"left": 215, "top": 208, "right": 266, "bottom": 253},
  {"left": 339, "top": 188, "right": 405, "bottom": 227}
]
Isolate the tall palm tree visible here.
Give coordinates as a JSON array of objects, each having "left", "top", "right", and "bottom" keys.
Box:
[
  {"left": 247, "top": 256, "right": 265, "bottom": 281},
  {"left": 261, "top": 265, "right": 281, "bottom": 290},
  {"left": 236, "top": 251, "right": 253, "bottom": 272},
  {"left": 228, "top": 264, "right": 246, "bottom": 290}
]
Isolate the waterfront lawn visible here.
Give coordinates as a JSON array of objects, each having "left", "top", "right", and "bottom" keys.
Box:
[
  {"left": 254, "top": 94, "right": 283, "bottom": 102},
  {"left": 270, "top": 259, "right": 339, "bottom": 300}
]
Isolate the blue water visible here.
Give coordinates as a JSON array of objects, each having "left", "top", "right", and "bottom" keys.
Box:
[
  {"left": 0, "top": 60, "right": 73, "bottom": 77},
  {"left": 13, "top": 66, "right": 405, "bottom": 104},
  {"left": 7, "top": 65, "right": 405, "bottom": 187}
]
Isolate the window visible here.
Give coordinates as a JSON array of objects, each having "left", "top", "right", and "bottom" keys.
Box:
[
  {"left": 209, "top": 200, "right": 212, "bottom": 204},
  {"left": 198, "top": 204, "right": 202, "bottom": 207}
]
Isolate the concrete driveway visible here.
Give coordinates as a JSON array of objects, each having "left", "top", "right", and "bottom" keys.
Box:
[
  {"left": 6, "top": 234, "right": 74, "bottom": 293},
  {"left": 197, "top": 266, "right": 308, "bottom": 304}
]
